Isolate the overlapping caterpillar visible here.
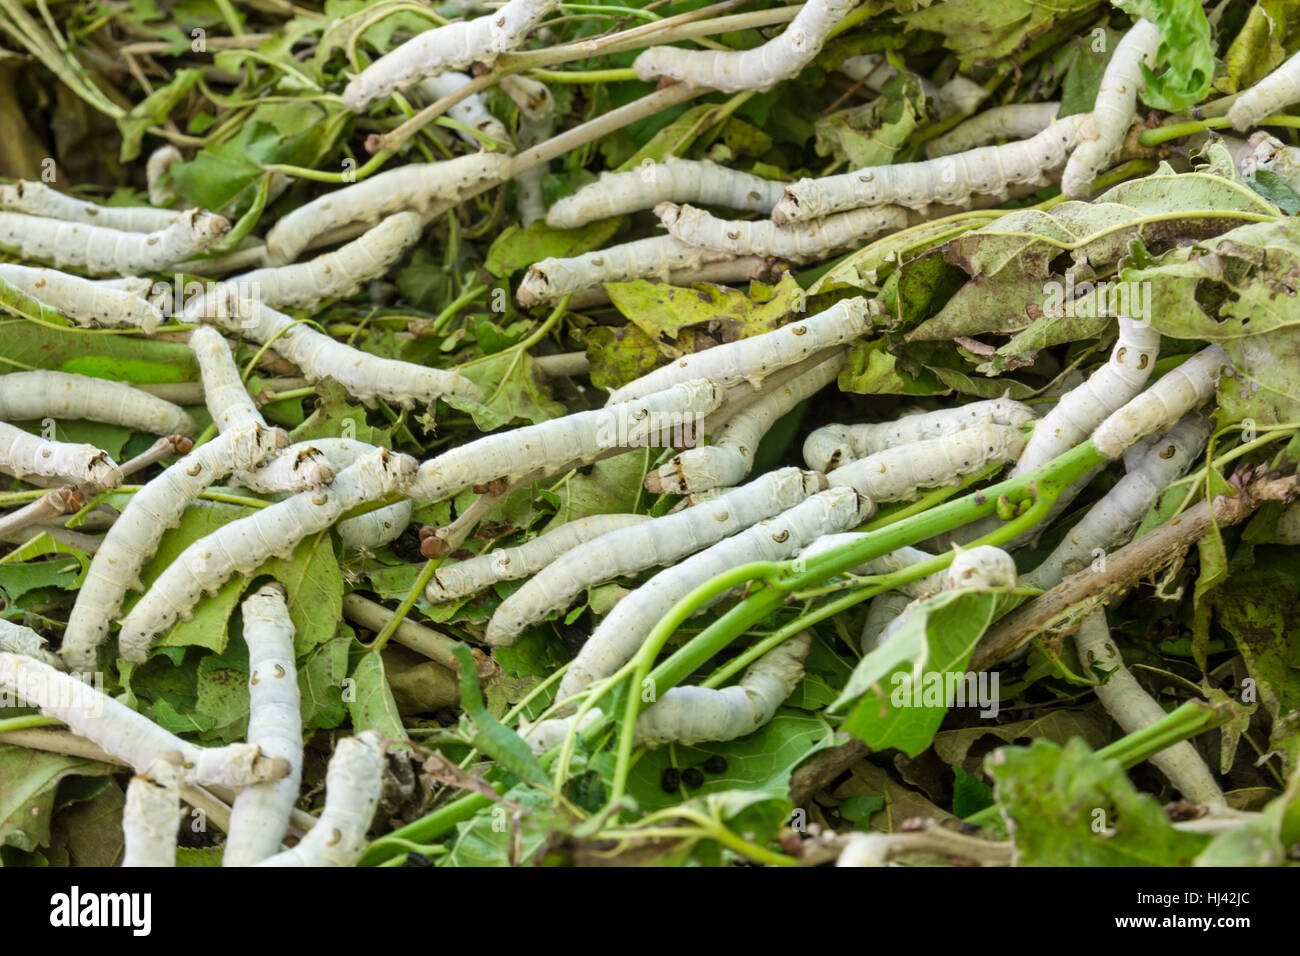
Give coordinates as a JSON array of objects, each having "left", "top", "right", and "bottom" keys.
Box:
[
  {"left": 926, "top": 103, "right": 1061, "bottom": 158},
  {"left": 0, "top": 419, "right": 121, "bottom": 488},
  {"left": 0, "top": 263, "right": 164, "bottom": 332},
  {"left": 1092, "top": 346, "right": 1229, "bottom": 459},
  {"left": 417, "top": 74, "right": 510, "bottom": 149},
  {"left": 1229, "top": 49, "right": 1300, "bottom": 131},
  {"left": 0, "top": 179, "right": 181, "bottom": 232},
  {"left": 501, "top": 74, "right": 554, "bottom": 226},
  {"left": 655, "top": 201, "right": 910, "bottom": 262},
  {"left": 0, "top": 370, "right": 194, "bottom": 437},
  {"left": 837, "top": 55, "right": 989, "bottom": 120},
  {"left": 121, "top": 756, "right": 182, "bottom": 867},
  {"left": 0, "top": 618, "right": 63, "bottom": 669},
  {"left": 282, "top": 438, "right": 413, "bottom": 551}
]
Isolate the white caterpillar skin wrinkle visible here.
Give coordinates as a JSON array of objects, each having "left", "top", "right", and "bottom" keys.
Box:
[
  {"left": 633, "top": 0, "right": 859, "bottom": 92},
  {"left": 795, "top": 538, "right": 944, "bottom": 598},
  {"left": 1229, "top": 50, "right": 1300, "bottom": 131},
  {"left": 187, "top": 289, "right": 481, "bottom": 407},
  {"left": 0, "top": 652, "right": 289, "bottom": 788},
  {"left": 1024, "top": 414, "right": 1211, "bottom": 592},
  {"left": 0, "top": 618, "right": 64, "bottom": 669},
  {"left": 655, "top": 201, "right": 909, "bottom": 262},
  {"left": 230, "top": 442, "right": 336, "bottom": 495},
  {"left": 944, "top": 545, "right": 1016, "bottom": 590},
  {"left": 485, "top": 467, "right": 830, "bottom": 647},
  {"left": 256, "top": 731, "right": 386, "bottom": 867},
  {"left": 1093, "top": 346, "right": 1229, "bottom": 459},
  {"left": 263, "top": 157, "right": 510, "bottom": 265},
  {"left": 425, "top": 513, "right": 650, "bottom": 603},
  {"left": 803, "top": 396, "right": 1035, "bottom": 472},
  {"left": 122, "top": 757, "right": 181, "bottom": 867},
  {"left": 1061, "top": 19, "right": 1160, "bottom": 198},
  {"left": 545, "top": 159, "right": 788, "bottom": 230},
  {"left": 824, "top": 423, "right": 1027, "bottom": 502},
  {"left": 341, "top": 0, "right": 560, "bottom": 111},
  {"left": 60, "top": 422, "right": 288, "bottom": 675},
  {"left": 408, "top": 379, "right": 725, "bottom": 501},
  {"left": 771, "top": 114, "right": 1088, "bottom": 223},
  {"left": 116, "top": 448, "right": 418, "bottom": 662},
  {"left": 555, "top": 485, "right": 871, "bottom": 706},
  {"left": 859, "top": 590, "right": 912, "bottom": 653},
  {"left": 0, "top": 179, "right": 182, "bottom": 233},
  {"left": 232, "top": 212, "right": 423, "bottom": 310},
  {"left": 0, "top": 420, "right": 121, "bottom": 488},
  {"left": 606, "top": 297, "right": 872, "bottom": 404},
  {"left": 926, "top": 103, "right": 1061, "bottom": 158},
  {"left": 285, "top": 438, "right": 412, "bottom": 551},
  {"left": 0, "top": 207, "right": 229, "bottom": 276},
  {"left": 417, "top": 74, "right": 510, "bottom": 149},
  {"left": 1012, "top": 317, "right": 1161, "bottom": 475},
  {"left": 645, "top": 354, "right": 845, "bottom": 494},
  {"left": 0, "top": 263, "right": 164, "bottom": 332},
  {"left": 147, "top": 145, "right": 183, "bottom": 206},
  {"left": 224, "top": 584, "right": 303, "bottom": 867},
  {"left": 0, "top": 370, "right": 194, "bottom": 436}
]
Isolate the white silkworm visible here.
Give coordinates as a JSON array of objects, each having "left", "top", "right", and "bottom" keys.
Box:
[
  {"left": 515, "top": 234, "right": 734, "bottom": 307},
  {"left": 499, "top": 74, "right": 553, "bottom": 225},
  {"left": 122, "top": 757, "right": 180, "bottom": 867},
  {"left": 606, "top": 297, "right": 872, "bottom": 404},
  {"left": 1025, "top": 415, "right": 1211, "bottom": 591},
  {"left": 485, "top": 467, "right": 829, "bottom": 646},
  {"left": 0, "top": 263, "right": 164, "bottom": 332},
  {"left": 859, "top": 589, "right": 911, "bottom": 653},
  {"left": 825, "top": 422, "right": 1027, "bottom": 502},
  {"left": 229, "top": 442, "right": 336, "bottom": 495},
  {"left": 117, "top": 448, "right": 418, "bottom": 661},
  {"left": 147, "top": 145, "right": 183, "bottom": 206},
  {"left": 0, "top": 618, "right": 63, "bottom": 669},
  {"left": 926, "top": 103, "right": 1061, "bottom": 158},
  {"left": 60, "top": 422, "right": 287, "bottom": 675},
  {"left": 545, "top": 159, "right": 788, "bottom": 230},
  {"left": 0, "top": 420, "right": 121, "bottom": 488},
  {"left": 417, "top": 74, "right": 510, "bottom": 148},
  {"left": 1238, "top": 131, "right": 1300, "bottom": 188},
  {"left": 803, "top": 396, "right": 1035, "bottom": 472},
  {"left": 1060, "top": 19, "right": 1160, "bottom": 198},
  {"left": 263, "top": 157, "right": 510, "bottom": 265},
  {"left": 425, "top": 513, "right": 649, "bottom": 603},
  {"left": 0, "top": 179, "right": 182, "bottom": 233},
  {"left": 341, "top": 0, "right": 559, "bottom": 111},
  {"left": 0, "top": 652, "right": 289, "bottom": 788},
  {"left": 1092, "top": 346, "right": 1229, "bottom": 459},
  {"left": 795, "top": 538, "right": 944, "bottom": 598},
  {"left": 0, "top": 208, "right": 229, "bottom": 276},
  {"left": 633, "top": 0, "right": 858, "bottom": 92},
  {"left": 771, "top": 114, "right": 1088, "bottom": 223},
  {"left": 1230, "top": 49, "right": 1300, "bottom": 131},
  {"left": 408, "top": 379, "right": 725, "bottom": 501},
  {"left": 1013, "top": 317, "right": 1161, "bottom": 475},
  {"left": 944, "top": 545, "right": 1016, "bottom": 590},
  {"left": 283, "top": 438, "right": 412, "bottom": 551},
  {"left": 838, "top": 55, "right": 988, "bottom": 119},
  {"left": 556, "top": 486, "right": 871, "bottom": 704},
  {"left": 187, "top": 289, "right": 481, "bottom": 407},
  {"left": 655, "top": 201, "right": 909, "bottom": 263},
  {"left": 0, "top": 371, "right": 194, "bottom": 436},
  {"left": 1074, "top": 612, "right": 1224, "bottom": 805},
  {"left": 255, "top": 731, "right": 386, "bottom": 867},
  {"left": 232, "top": 213, "right": 423, "bottom": 310},
  {"left": 224, "top": 584, "right": 303, "bottom": 867},
  {"left": 190, "top": 326, "right": 263, "bottom": 432},
  {"left": 645, "top": 353, "right": 845, "bottom": 494}
]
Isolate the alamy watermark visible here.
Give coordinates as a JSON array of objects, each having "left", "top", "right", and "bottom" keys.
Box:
[
  {"left": 1042, "top": 275, "right": 1151, "bottom": 322},
  {"left": 891, "top": 669, "right": 1000, "bottom": 718}
]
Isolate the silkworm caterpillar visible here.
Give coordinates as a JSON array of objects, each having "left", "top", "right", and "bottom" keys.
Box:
[
  {"left": 425, "top": 513, "right": 649, "bottom": 603},
  {"left": 0, "top": 208, "right": 230, "bottom": 276},
  {"left": 0, "top": 618, "right": 63, "bottom": 669},
  {"left": 545, "top": 159, "right": 788, "bottom": 230},
  {"left": 1092, "top": 346, "right": 1229, "bottom": 459},
  {"left": 1238, "top": 131, "right": 1300, "bottom": 188},
  {"left": 147, "top": 145, "right": 183, "bottom": 206},
  {"left": 0, "top": 420, "right": 121, "bottom": 488},
  {"left": 60, "top": 422, "right": 287, "bottom": 675},
  {"left": 224, "top": 584, "right": 303, "bottom": 867},
  {"left": 606, "top": 297, "right": 872, "bottom": 404},
  {"left": 515, "top": 234, "right": 735, "bottom": 308},
  {"left": 255, "top": 731, "right": 386, "bottom": 867},
  {"left": 188, "top": 289, "right": 481, "bottom": 407},
  {"left": 770, "top": 114, "right": 1088, "bottom": 223},
  {"left": 408, "top": 379, "right": 725, "bottom": 501},
  {"left": 500, "top": 74, "right": 553, "bottom": 225},
  {"left": 117, "top": 448, "right": 418, "bottom": 661},
  {"left": 281, "top": 438, "right": 412, "bottom": 551},
  {"left": 1229, "top": 49, "right": 1300, "bottom": 131},
  {"left": 795, "top": 538, "right": 945, "bottom": 597},
  {"left": 645, "top": 353, "right": 844, "bottom": 494},
  {"left": 633, "top": 0, "right": 858, "bottom": 93},
  {"left": 0, "top": 263, "right": 164, "bottom": 332},
  {"left": 556, "top": 485, "right": 871, "bottom": 703},
  {"left": 229, "top": 443, "right": 336, "bottom": 496},
  {"left": 1012, "top": 317, "right": 1161, "bottom": 475},
  {"left": 0, "top": 180, "right": 182, "bottom": 233},
  {"left": 944, "top": 545, "right": 1017, "bottom": 591},
  {"left": 1060, "top": 19, "right": 1160, "bottom": 198},
  {"left": 824, "top": 423, "right": 1027, "bottom": 502},
  {"left": 0, "top": 652, "right": 289, "bottom": 788},
  {"left": 838, "top": 55, "right": 988, "bottom": 119},
  {"left": 655, "top": 201, "right": 909, "bottom": 263},
  {"left": 926, "top": 103, "right": 1061, "bottom": 158},
  {"left": 417, "top": 74, "right": 510, "bottom": 148},
  {"left": 859, "top": 590, "right": 911, "bottom": 653},
  {"left": 232, "top": 213, "right": 423, "bottom": 310},
  {"left": 485, "top": 467, "right": 829, "bottom": 646},
  {"left": 263, "top": 157, "right": 511, "bottom": 265},
  {"left": 122, "top": 756, "right": 181, "bottom": 867},
  {"left": 341, "top": 0, "right": 559, "bottom": 111},
  {"left": 803, "top": 396, "right": 1035, "bottom": 472},
  {"left": 0, "top": 370, "right": 194, "bottom": 436}
]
